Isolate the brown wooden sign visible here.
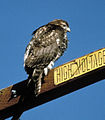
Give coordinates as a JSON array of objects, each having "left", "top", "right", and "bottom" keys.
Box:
[
  {"left": 0, "top": 48, "right": 105, "bottom": 119},
  {"left": 54, "top": 48, "right": 105, "bottom": 85}
]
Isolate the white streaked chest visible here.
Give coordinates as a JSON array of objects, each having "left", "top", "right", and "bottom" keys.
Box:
[
  {"left": 56, "top": 33, "right": 67, "bottom": 45},
  {"left": 64, "top": 33, "right": 67, "bottom": 39}
]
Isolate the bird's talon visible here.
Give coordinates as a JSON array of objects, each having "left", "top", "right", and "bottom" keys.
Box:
[
  {"left": 44, "top": 67, "right": 49, "bottom": 75},
  {"left": 48, "top": 61, "right": 54, "bottom": 70}
]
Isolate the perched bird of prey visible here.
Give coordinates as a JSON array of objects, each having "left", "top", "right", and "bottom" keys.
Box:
[
  {"left": 24, "top": 19, "right": 70, "bottom": 96},
  {"left": 11, "top": 19, "right": 70, "bottom": 120}
]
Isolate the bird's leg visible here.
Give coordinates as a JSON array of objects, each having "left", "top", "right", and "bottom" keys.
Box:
[{"left": 44, "top": 61, "right": 54, "bottom": 76}]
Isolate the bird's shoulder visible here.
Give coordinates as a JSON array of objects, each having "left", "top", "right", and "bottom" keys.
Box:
[
  {"left": 31, "top": 24, "right": 64, "bottom": 47},
  {"left": 32, "top": 24, "right": 63, "bottom": 36}
]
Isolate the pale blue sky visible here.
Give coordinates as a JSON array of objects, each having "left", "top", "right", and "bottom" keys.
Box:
[{"left": 0, "top": 0, "right": 105, "bottom": 120}]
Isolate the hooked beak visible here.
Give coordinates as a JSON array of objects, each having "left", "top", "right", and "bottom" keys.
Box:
[{"left": 67, "top": 27, "right": 71, "bottom": 32}]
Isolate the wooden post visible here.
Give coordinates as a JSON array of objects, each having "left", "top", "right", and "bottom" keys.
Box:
[{"left": 0, "top": 47, "right": 105, "bottom": 119}]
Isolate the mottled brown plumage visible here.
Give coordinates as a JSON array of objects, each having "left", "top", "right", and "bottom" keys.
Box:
[{"left": 24, "top": 19, "right": 70, "bottom": 96}]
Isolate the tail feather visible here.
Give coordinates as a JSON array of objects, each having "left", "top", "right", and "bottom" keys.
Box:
[{"left": 27, "top": 69, "right": 44, "bottom": 96}]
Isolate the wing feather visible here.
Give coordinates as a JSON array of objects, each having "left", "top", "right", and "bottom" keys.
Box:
[{"left": 24, "top": 25, "right": 64, "bottom": 74}]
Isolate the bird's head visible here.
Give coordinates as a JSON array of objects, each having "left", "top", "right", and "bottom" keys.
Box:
[{"left": 49, "top": 19, "right": 71, "bottom": 32}]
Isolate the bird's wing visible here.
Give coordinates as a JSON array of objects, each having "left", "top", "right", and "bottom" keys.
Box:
[{"left": 24, "top": 25, "right": 64, "bottom": 73}]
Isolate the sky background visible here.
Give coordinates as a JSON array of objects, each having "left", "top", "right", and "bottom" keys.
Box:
[{"left": 0, "top": 0, "right": 105, "bottom": 120}]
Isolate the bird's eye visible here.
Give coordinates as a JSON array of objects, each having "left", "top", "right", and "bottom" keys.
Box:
[{"left": 63, "top": 24, "right": 66, "bottom": 27}]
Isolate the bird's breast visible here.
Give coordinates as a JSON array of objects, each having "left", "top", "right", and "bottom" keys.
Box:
[{"left": 58, "top": 33, "right": 68, "bottom": 53}]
